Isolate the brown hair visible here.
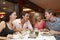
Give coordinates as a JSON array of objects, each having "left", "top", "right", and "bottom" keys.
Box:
[{"left": 45, "top": 9, "right": 56, "bottom": 16}]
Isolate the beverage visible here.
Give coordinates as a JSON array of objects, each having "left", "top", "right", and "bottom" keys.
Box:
[
  {"left": 35, "top": 31, "right": 39, "bottom": 36},
  {"left": 34, "top": 29, "right": 39, "bottom": 37}
]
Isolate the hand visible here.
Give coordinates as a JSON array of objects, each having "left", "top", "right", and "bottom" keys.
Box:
[
  {"left": 49, "top": 30, "right": 56, "bottom": 35},
  {"left": 40, "top": 29, "right": 45, "bottom": 32},
  {"left": 40, "top": 29, "right": 49, "bottom": 32},
  {"left": 16, "top": 28, "right": 23, "bottom": 32},
  {"left": 44, "top": 29, "right": 49, "bottom": 32}
]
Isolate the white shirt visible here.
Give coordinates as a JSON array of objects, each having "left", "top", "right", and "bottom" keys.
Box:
[{"left": 13, "top": 19, "right": 33, "bottom": 30}]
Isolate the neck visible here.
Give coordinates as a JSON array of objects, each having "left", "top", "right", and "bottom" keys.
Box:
[{"left": 7, "top": 19, "right": 13, "bottom": 24}]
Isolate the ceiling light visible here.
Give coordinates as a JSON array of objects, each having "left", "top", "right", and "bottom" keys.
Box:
[
  {"left": 3, "top": 7, "right": 6, "bottom": 10},
  {"left": 23, "top": 9, "right": 31, "bottom": 11},
  {"left": 3, "top": 2, "right": 6, "bottom": 4}
]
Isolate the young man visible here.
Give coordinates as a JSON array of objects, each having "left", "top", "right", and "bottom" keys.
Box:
[
  {"left": 45, "top": 9, "right": 60, "bottom": 40},
  {"left": 13, "top": 12, "right": 33, "bottom": 32}
]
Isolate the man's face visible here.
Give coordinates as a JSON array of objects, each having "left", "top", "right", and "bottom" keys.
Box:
[
  {"left": 23, "top": 13, "right": 29, "bottom": 21},
  {"left": 45, "top": 12, "right": 51, "bottom": 20}
]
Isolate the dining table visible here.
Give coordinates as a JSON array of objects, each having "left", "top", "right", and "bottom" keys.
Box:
[{"left": 8, "top": 30, "right": 56, "bottom": 40}]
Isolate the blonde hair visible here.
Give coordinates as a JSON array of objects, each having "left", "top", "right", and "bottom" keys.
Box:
[
  {"left": 33, "top": 12, "right": 44, "bottom": 24},
  {"left": 34, "top": 12, "right": 43, "bottom": 20}
]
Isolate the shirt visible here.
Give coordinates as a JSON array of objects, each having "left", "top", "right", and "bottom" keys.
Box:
[
  {"left": 0, "top": 23, "right": 14, "bottom": 37},
  {"left": 46, "top": 17, "right": 60, "bottom": 40},
  {"left": 34, "top": 20, "right": 46, "bottom": 30},
  {"left": 13, "top": 19, "right": 33, "bottom": 30}
]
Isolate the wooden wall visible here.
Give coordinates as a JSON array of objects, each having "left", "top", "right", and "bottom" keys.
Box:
[
  {"left": 56, "top": 12, "right": 60, "bottom": 17},
  {"left": 0, "top": 0, "right": 14, "bottom": 11}
]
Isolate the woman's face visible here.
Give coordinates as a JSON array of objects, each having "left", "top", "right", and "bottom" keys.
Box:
[
  {"left": 10, "top": 12, "right": 17, "bottom": 21},
  {"left": 36, "top": 16, "right": 41, "bottom": 21}
]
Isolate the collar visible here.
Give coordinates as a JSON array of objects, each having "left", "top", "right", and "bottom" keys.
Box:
[
  {"left": 47, "top": 17, "right": 57, "bottom": 22},
  {"left": 52, "top": 17, "right": 57, "bottom": 22}
]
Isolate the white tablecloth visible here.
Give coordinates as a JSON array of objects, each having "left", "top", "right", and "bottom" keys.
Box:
[{"left": 9, "top": 32, "right": 56, "bottom": 40}]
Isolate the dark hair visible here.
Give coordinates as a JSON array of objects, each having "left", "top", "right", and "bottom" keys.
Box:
[
  {"left": 45, "top": 9, "right": 56, "bottom": 16},
  {"left": 20, "top": 11, "right": 28, "bottom": 19},
  {"left": 3, "top": 10, "right": 15, "bottom": 22}
]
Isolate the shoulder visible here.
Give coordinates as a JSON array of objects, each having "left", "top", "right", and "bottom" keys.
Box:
[
  {"left": 56, "top": 17, "right": 60, "bottom": 22},
  {"left": 0, "top": 21, "right": 5, "bottom": 28},
  {"left": 14, "top": 19, "right": 20, "bottom": 21},
  {"left": 55, "top": 17, "right": 60, "bottom": 25},
  {"left": 13, "top": 19, "right": 21, "bottom": 23},
  {"left": 0, "top": 21, "right": 5, "bottom": 25},
  {"left": 56, "top": 17, "right": 60, "bottom": 20}
]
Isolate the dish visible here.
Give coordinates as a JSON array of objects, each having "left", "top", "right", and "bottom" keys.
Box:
[{"left": 40, "top": 32, "right": 52, "bottom": 36}]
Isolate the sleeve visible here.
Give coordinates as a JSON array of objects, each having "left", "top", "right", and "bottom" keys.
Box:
[
  {"left": 27, "top": 20, "right": 33, "bottom": 30},
  {"left": 23, "top": 20, "right": 33, "bottom": 30},
  {"left": 12, "top": 20, "right": 21, "bottom": 28}
]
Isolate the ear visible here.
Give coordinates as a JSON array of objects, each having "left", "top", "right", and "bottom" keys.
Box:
[{"left": 50, "top": 13, "right": 52, "bottom": 16}]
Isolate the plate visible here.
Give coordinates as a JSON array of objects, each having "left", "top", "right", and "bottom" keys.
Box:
[{"left": 40, "top": 32, "right": 53, "bottom": 36}]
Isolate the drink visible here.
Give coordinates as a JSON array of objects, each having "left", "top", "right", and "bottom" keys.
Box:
[
  {"left": 34, "top": 29, "right": 39, "bottom": 37},
  {"left": 35, "top": 31, "right": 39, "bottom": 36}
]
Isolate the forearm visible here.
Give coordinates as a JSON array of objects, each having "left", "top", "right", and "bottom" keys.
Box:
[
  {"left": 54, "top": 31, "right": 60, "bottom": 35},
  {"left": 49, "top": 30, "right": 60, "bottom": 35},
  {"left": 0, "top": 36, "right": 7, "bottom": 40}
]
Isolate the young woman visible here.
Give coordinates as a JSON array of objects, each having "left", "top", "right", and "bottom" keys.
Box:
[
  {"left": 0, "top": 10, "right": 17, "bottom": 39},
  {"left": 34, "top": 13, "right": 46, "bottom": 30}
]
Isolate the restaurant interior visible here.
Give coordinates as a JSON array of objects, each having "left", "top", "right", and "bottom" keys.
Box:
[
  {"left": 0, "top": 0, "right": 60, "bottom": 21},
  {"left": 0, "top": 0, "right": 60, "bottom": 40}
]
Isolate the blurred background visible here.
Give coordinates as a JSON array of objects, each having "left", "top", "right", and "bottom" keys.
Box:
[{"left": 0, "top": 0, "right": 60, "bottom": 22}]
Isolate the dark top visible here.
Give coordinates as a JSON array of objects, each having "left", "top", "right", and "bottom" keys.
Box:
[{"left": 0, "top": 23, "right": 14, "bottom": 37}]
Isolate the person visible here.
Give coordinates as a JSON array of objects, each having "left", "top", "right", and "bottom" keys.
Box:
[
  {"left": 33, "top": 13, "right": 46, "bottom": 30},
  {"left": 13, "top": 11, "right": 33, "bottom": 32},
  {"left": 0, "top": 10, "right": 17, "bottom": 39},
  {"left": 45, "top": 9, "right": 60, "bottom": 40}
]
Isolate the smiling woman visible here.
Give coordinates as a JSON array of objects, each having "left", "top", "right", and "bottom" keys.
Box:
[
  {"left": 0, "top": 10, "right": 17, "bottom": 39},
  {"left": 33, "top": 12, "right": 46, "bottom": 30}
]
